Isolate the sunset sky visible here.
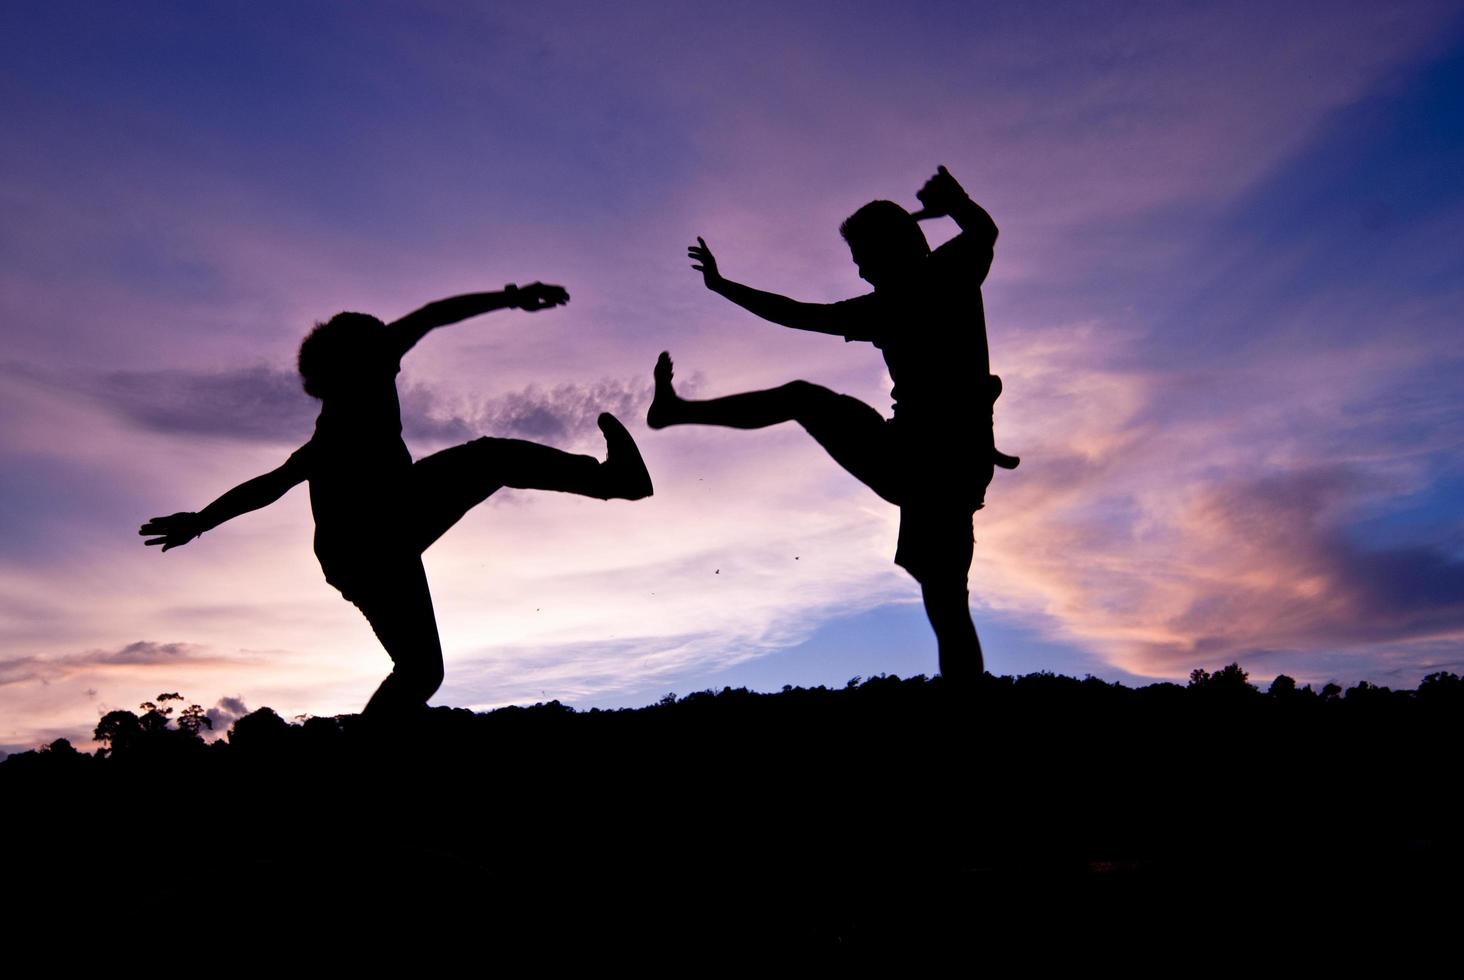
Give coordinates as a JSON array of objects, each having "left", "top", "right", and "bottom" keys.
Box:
[{"left": 3, "top": 0, "right": 1462, "bottom": 754}]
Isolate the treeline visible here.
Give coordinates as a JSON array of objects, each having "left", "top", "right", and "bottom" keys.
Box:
[{"left": 5, "top": 665, "right": 1461, "bottom": 947}]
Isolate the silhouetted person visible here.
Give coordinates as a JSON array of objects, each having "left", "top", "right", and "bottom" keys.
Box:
[
  {"left": 649, "top": 167, "right": 1016, "bottom": 686},
  {"left": 141, "top": 283, "right": 652, "bottom": 720}
]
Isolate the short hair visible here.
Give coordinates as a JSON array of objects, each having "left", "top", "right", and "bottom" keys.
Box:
[
  {"left": 839, "top": 200, "right": 930, "bottom": 258},
  {"left": 297, "top": 312, "right": 387, "bottom": 399}
]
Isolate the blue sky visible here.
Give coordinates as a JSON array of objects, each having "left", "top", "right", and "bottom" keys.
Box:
[{"left": 2, "top": 1, "right": 1462, "bottom": 751}]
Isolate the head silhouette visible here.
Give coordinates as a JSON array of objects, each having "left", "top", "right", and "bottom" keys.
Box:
[
  {"left": 297, "top": 312, "right": 390, "bottom": 400},
  {"left": 839, "top": 200, "right": 930, "bottom": 289}
]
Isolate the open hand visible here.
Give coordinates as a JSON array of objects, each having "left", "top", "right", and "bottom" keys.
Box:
[
  {"left": 912, "top": 165, "right": 969, "bottom": 220},
  {"left": 511, "top": 282, "right": 569, "bottom": 311},
  {"left": 140, "top": 512, "right": 204, "bottom": 552},
  {"left": 688, "top": 237, "right": 723, "bottom": 289}
]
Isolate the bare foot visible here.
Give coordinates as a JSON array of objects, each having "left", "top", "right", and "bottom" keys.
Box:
[
  {"left": 596, "top": 412, "right": 653, "bottom": 500},
  {"left": 646, "top": 351, "right": 681, "bottom": 430}
]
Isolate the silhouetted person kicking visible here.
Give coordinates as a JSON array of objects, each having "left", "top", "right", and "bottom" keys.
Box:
[
  {"left": 649, "top": 166, "right": 1016, "bottom": 686},
  {"left": 141, "top": 283, "right": 652, "bottom": 719}
]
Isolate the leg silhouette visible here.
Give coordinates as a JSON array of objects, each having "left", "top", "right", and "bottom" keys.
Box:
[
  {"left": 356, "top": 559, "right": 446, "bottom": 719},
  {"left": 410, "top": 412, "right": 652, "bottom": 553},
  {"left": 352, "top": 413, "right": 650, "bottom": 718},
  {"left": 648, "top": 352, "right": 898, "bottom": 502},
  {"left": 921, "top": 582, "right": 984, "bottom": 686},
  {"left": 650, "top": 351, "right": 989, "bottom": 687},
  {"left": 651, "top": 351, "right": 837, "bottom": 429}
]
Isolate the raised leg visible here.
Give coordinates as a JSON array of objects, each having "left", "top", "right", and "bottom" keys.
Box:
[
  {"left": 409, "top": 413, "right": 652, "bottom": 552},
  {"left": 650, "top": 351, "right": 829, "bottom": 429},
  {"left": 503, "top": 412, "right": 651, "bottom": 501},
  {"left": 647, "top": 352, "right": 898, "bottom": 502}
]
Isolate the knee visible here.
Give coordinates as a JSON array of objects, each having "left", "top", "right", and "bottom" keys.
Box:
[
  {"left": 778, "top": 379, "right": 838, "bottom": 413},
  {"left": 469, "top": 435, "right": 514, "bottom": 468},
  {"left": 919, "top": 579, "right": 971, "bottom": 611},
  {"left": 396, "top": 654, "right": 445, "bottom": 702},
  {"left": 418, "top": 658, "right": 446, "bottom": 700},
  {"left": 778, "top": 379, "right": 821, "bottom": 399}
]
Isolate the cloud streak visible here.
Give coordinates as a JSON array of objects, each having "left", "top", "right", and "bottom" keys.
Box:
[
  {"left": 1125, "top": 467, "right": 1464, "bottom": 672},
  {"left": 75, "top": 363, "right": 656, "bottom": 449},
  {"left": 0, "top": 641, "right": 213, "bottom": 687}
]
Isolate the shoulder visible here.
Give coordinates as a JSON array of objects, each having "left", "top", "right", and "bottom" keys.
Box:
[
  {"left": 283, "top": 439, "right": 315, "bottom": 477},
  {"left": 830, "top": 291, "right": 881, "bottom": 312},
  {"left": 830, "top": 292, "right": 886, "bottom": 343}
]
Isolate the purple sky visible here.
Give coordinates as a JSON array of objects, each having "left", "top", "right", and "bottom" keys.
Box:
[{"left": 3, "top": 1, "right": 1463, "bottom": 753}]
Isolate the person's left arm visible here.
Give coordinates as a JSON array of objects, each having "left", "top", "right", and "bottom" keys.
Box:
[{"left": 386, "top": 282, "right": 569, "bottom": 358}]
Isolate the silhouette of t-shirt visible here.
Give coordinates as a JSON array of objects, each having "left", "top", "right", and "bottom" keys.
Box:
[
  {"left": 831, "top": 219, "right": 996, "bottom": 443},
  {"left": 291, "top": 327, "right": 414, "bottom": 590}
]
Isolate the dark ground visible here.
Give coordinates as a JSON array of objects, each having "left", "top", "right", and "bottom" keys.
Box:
[{"left": 4, "top": 667, "right": 1461, "bottom": 955}]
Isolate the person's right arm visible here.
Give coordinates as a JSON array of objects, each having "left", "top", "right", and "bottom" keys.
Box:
[
  {"left": 386, "top": 283, "right": 569, "bottom": 359},
  {"left": 140, "top": 444, "right": 311, "bottom": 552},
  {"left": 688, "top": 237, "right": 849, "bottom": 336},
  {"left": 913, "top": 166, "right": 998, "bottom": 282}
]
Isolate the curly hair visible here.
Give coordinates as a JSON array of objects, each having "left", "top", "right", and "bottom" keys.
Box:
[{"left": 297, "top": 312, "right": 388, "bottom": 399}]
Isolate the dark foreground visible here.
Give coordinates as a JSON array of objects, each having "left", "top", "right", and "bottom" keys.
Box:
[{"left": 5, "top": 668, "right": 1462, "bottom": 953}]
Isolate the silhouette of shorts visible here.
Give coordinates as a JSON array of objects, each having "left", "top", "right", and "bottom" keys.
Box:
[
  {"left": 801, "top": 391, "right": 993, "bottom": 582},
  {"left": 893, "top": 475, "right": 991, "bottom": 583}
]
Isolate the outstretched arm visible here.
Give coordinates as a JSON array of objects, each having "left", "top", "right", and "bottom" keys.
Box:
[
  {"left": 140, "top": 445, "right": 310, "bottom": 552},
  {"left": 387, "top": 282, "right": 569, "bottom": 358},
  {"left": 688, "top": 238, "right": 845, "bottom": 336}
]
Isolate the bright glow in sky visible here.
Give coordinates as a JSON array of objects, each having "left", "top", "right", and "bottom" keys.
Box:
[{"left": 3, "top": 1, "right": 1463, "bottom": 753}]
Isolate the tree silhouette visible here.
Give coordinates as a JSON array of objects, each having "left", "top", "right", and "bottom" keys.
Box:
[
  {"left": 138, "top": 692, "right": 185, "bottom": 732},
  {"left": 7, "top": 662, "right": 1464, "bottom": 953},
  {"left": 94, "top": 693, "right": 212, "bottom": 755},
  {"left": 229, "top": 707, "right": 290, "bottom": 750},
  {"left": 1210, "top": 663, "right": 1253, "bottom": 693},
  {"left": 1188, "top": 663, "right": 1255, "bottom": 696},
  {"left": 1418, "top": 671, "right": 1461, "bottom": 704},
  {"left": 93, "top": 709, "right": 143, "bottom": 755},
  {"left": 177, "top": 704, "right": 212, "bottom": 738}
]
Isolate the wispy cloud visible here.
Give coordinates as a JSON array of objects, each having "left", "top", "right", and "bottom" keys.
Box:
[
  {"left": 1116, "top": 466, "right": 1464, "bottom": 673},
  {"left": 70, "top": 363, "right": 656, "bottom": 449},
  {"left": 969, "top": 315, "right": 1464, "bottom": 684},
  {"left": 0, "top": 640, "right": 214, "bottom": 687},
  {"left": 402, "top": 375, "right": 655, "bottom": 446},
  {"left": 93, "top": 367, "right": 314, "bottom": 441}
]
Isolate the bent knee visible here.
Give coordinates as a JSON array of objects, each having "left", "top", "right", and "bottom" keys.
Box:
[
  {"left": 393, "top": 656, "right": 444, "bottom": 702},
  {"left": 779, "top": 380, "right": 855, "bottom": 424},
  {"left": 778, "top": 379, "right": 835, "bottom": 403},
  {"left": 417, "top": 658, "right": 446, "bottom": 696}
]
